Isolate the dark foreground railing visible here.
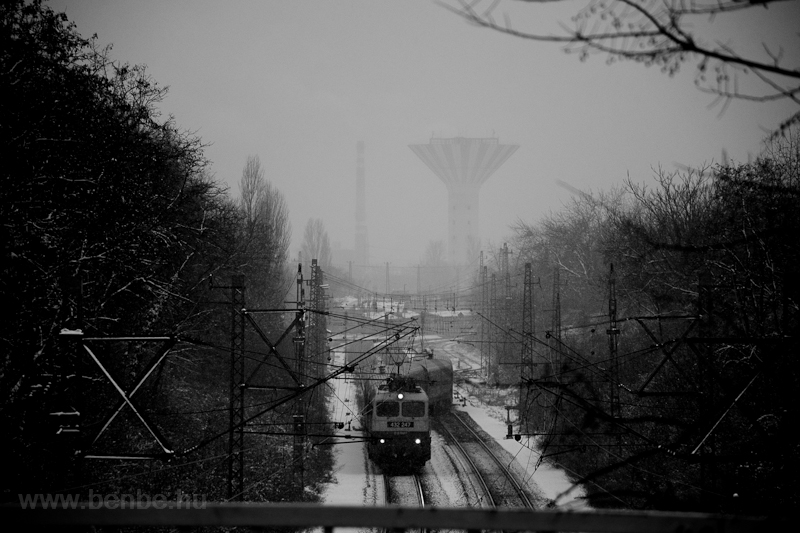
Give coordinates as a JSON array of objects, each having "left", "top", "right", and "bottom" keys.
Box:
[{"left": 0, "top": 502, "right": 785, "bottom": 532}]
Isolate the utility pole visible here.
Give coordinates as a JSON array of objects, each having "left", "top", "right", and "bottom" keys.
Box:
[
  {"left": 293, "top": 264, "right": 306, "bottom": 493},
  {"left": 550, "top": 266, "right": 562, "bottom": 366},
  {"left": 478, "top": 252, "right": 483, "bottom": 372},
  {"left": 500, "top": 243, "right": 512, "bottom": 383},
  {"left": 481, "top": 261, "right": 487, "bottom": 376},
  {"left": 697, "top": 269, "right": 715, "bottom": 501},
  {"left": 521, "top": 263, "right": 534, "bottom": 434},
  {"left": 420, "top": 294, "right": 425, "bottom": 356},
  {"left": 455, "top": 270, "right": 460, "bottom": 309},
  {"left": 521, "top": 263, "right": 534, "bottom": 375},
  {"left": 490, "top": 272, "right": 497, "bottom": 384},
  {"left": 607, "top": 264, "right": 620, "bottom": 422},
  {"left": 228, "top": 275, "right": 245, "bottom": 501},
  {"left": 548, "top": 266, "right": 563, "bottom": 436},
  {"left": 502, "top": 243, "right": 511, "bottom": 299},
  {"left": 309, "top": 259, "right": 325, "bottom": 376}
]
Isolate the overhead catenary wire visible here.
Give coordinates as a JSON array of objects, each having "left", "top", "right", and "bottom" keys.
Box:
[{"left": 179, "top": 325, "right": 418, "bottom": 457}]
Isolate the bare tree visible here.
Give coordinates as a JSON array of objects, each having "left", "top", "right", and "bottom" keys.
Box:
[
  {"left": 300, "top": 218, "right": 332, "bottom": 269},
  {"left": 238, "top": 155, "right": 292, "bottom": 306},
  {"left": 444, "top": 0, "right": 800, "bottom": 135},
  {"left": 240, "top": 155, "right": 265, "bottom": 226},
  {"left": 507, "top": 135, "right": 800, "bottom": 510},
  {"left": 421, "top": 239, "right": 447, "bottom": 267}
]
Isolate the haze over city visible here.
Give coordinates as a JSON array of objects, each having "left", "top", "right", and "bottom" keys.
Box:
[{"left": 51, "top": 0, "right": 800, "bottom": 266}]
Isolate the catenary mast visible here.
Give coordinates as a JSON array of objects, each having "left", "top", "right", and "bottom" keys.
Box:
[{"left": 409, "top": 137, "right": 518, "bottom": 265}]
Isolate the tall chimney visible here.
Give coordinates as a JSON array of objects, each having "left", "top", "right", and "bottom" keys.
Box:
[{"left": 355, "top": 141, "right": 368, "bottom": 266}]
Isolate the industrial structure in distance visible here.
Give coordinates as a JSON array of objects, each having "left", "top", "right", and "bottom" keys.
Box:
[{"left": 410, "top": 137, "right": 518, "bottom": 266}]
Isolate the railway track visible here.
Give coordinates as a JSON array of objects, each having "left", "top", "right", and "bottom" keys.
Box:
[
  {"left": 436, "top": 420, "right": 494, "bottom": 507},
  {"left": 382, "top": 474, "right": 426, "bottom": 533},
  {"left": 384, "top": 474, "right": 425, "bottom": 507},
  {"left": 438, "top": 411, "right": 535, "bottom": 509}
]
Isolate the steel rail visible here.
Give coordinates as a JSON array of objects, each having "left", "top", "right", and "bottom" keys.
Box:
[
  {"left": 436, "top": 421, "right": 495, "bottom": 508},
  {"left": 384, "top": 475, "right": 424, "bottom": 507},
  {"left": 414, "top": 474, "right": 426, "bottom": 508},
  {"left": 383, "top": 474, "right": 426, "bottom": 533},
  {"left": 448, "top": 411, "right": 535, "bottom": 509}
]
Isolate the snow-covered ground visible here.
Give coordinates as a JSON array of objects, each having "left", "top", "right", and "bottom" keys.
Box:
[{"left": 319, "top": 334, "right": 587, "bottom": 510}]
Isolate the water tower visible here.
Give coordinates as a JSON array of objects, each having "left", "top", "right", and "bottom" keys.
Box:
[{"left": 409, "top": 137, "right": 518, "bottom": 265}]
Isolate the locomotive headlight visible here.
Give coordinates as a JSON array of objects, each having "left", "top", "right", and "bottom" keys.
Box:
[
  {"left": 379, "top": 438, "right": 385, "bottom": 444},
  {"left": 397, "top": 393, "right": 404, "bottom": 400},
  {"left": 414, "top": 438, "right": 421, "bottom": 445}
]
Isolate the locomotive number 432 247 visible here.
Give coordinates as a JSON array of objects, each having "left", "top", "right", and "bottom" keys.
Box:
[{"left": 387, "top": 421, "right": 414, "bottom": 428}]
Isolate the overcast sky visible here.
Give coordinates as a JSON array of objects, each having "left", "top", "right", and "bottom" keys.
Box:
[{"left": 50, "top": 0, "right": 800, "bottom": 266}]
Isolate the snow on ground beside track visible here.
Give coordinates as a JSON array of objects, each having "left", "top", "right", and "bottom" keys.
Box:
[
  {"left": 319, "top": 359, "right": 382, "bottom": 507},
  {"left": 454, "top": 396, "right": 587, "bottom": 509}
]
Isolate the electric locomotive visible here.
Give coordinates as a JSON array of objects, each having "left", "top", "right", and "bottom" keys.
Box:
[
  {"left": 360, "top": 350, "right": 454, "bottom": 472},
  {"left": 364, "top": 374, "right": 431, "bottom": 470}
]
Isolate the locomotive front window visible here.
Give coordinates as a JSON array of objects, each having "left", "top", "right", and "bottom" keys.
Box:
[
  {"left": 402, "top": 401, "right": 425, "bottom": 418},
  {"left": 376, "top": 401, "right": 399, "bottom": 417}
]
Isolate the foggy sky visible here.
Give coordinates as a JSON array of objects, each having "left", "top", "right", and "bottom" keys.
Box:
[{"left": 50, "top": 0, "right": 800, "bottom": 266}]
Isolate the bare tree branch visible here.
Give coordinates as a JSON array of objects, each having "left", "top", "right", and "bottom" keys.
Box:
[{"left": 443, "top": 0, "right": 800, "bottom": 130}]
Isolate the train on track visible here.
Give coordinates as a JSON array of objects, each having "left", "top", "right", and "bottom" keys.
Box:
[{"left": 360, "top": 349, "right": 453, "bottom": 472}]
